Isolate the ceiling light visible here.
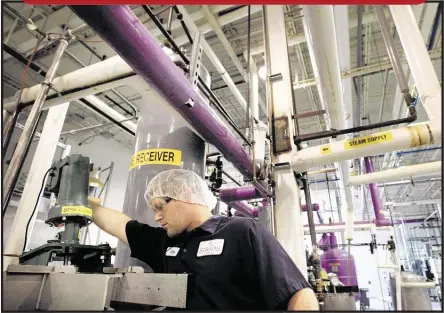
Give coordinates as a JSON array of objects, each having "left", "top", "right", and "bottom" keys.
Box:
[{"left": 258, "top": 66, "right": 267, "bottom": 80}]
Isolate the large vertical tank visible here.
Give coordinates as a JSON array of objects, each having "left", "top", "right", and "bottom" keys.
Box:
[
  {"left": 114, "top": 61, "right": 211, "bottom": 270},
  {"left": 389, "top": 271, "right": 433, "bottom": 310}
]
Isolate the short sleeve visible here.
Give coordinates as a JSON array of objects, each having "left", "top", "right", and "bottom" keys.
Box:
[
  {"left": 125, "top": 220, "right": 167, "bottom": 272},
  {"left": 245, "top": 221, "right": 311, "bottom": 309}
]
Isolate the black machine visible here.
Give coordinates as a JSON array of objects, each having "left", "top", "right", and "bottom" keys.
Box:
[{"left": 19, "top": 154, "right": 113, "bottom": 273}]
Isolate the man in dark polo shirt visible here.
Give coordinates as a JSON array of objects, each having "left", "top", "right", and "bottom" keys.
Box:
[{"left": 90, "top": 169, "right": 319, "bottom": 310}]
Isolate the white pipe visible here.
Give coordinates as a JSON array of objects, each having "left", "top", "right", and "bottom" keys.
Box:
[
  {"left": 291, "top": 120, "right": 441, "bottom": 173},
  {"left": 390, "top": 5, "right": 442, "bottom": 122},
  {"left": 3, "top": 55, "right": 133, "bottom": 112},
  {"left": 201, "top": 6, "right": 247, "bottom": 81},
  {"left": 349, "top": 161, "right": 442, "bottom": 186},
  {"left": 303, "top": 223, "right": 376, "bottom": 234},
  {"left": 384, "top": 199, "right": 441, "bottom": 207},
  {"left": 82, "top": 95, "right": 137, "bottom": 133},
  {"left": 250, "top": 9, "right": 381, "bottom": 56},
  {"left": 176, "top": 6, "right": 249, "bottom": 114},
  {"left": 401, "top": 282, "right": 436, "bottom": 288},
  {"left": 301, "top": 5, "right": 355, "bottom": 240},
  {"left": 175, "top": 6, "right": 263, "bottom": 47}
]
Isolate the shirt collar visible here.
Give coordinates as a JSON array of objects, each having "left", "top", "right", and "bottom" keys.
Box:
[{"left": 196, "top": 215, "right": 224, "bottom": 234}]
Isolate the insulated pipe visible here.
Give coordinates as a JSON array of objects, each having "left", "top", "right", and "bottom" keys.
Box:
[
  {"left": 3, "top": 55, "right": 134, "bottom": 112},
  {"left": 291, "top": 121, "right": 440, "bottom": 173},
  {"left": 390, "top": 5, "right": 442, "bottom": 122},
  {"left": 70, "top": 6, "right": 266, "bottom": 193},
  {"left": 349, "top": 161, "right": 442, "bottom": 186}
]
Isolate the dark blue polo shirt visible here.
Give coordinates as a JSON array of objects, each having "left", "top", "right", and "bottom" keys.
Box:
[{"left": 125, "top": 215, "right": 311, "bottom": 310}]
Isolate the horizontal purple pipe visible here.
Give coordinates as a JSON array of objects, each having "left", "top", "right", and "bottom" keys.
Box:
[
  {"left": 301, "top": 203, "right": 320, "bottom": 211},
  {"left": 229, "top": 201, "right": 259, "bottom": 218},
  {"left": 70, "top": 6, "right": 266, "bottom": 194},
  {"left": 220, "top": 186, "right": 262, "bottom": 202}
]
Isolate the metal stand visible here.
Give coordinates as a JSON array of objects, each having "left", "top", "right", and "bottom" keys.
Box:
[{"left": 3, "top": 35, "right": 72, "bottom": 211}]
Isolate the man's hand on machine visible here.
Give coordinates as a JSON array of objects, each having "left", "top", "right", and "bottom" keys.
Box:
[{"left": 88, "top": 196, "right": 102, "bottom": 206}]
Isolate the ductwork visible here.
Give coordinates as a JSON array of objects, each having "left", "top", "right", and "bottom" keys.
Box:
[{"left": 69, "top": 6, "right": 267, "bottom": 195}]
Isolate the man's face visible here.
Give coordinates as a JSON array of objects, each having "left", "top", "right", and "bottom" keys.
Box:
[{"left": 151, "top": 197, "right": 191, "bottom": 237}]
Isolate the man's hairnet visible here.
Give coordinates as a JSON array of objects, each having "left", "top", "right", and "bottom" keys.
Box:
[{"left": 144, "top": 169, "right": 217, "bottom": 209}]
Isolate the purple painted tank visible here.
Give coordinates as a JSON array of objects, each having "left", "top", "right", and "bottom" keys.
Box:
[{"left": 321, "top": 245, "right": 358, "bottom": 288}]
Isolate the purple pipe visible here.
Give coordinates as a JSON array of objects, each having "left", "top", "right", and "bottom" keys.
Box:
[
  {"left": 364, "top": 157, "right": 389, "bottom": 226},
  {"left": 329, "top": 232, "right": 338, "bottom": 248},
  {"left": 70, "top": 6, "right": 267, "bottom": 195},
  {"left": 229, "top": 201, "right": 259, "bottom": 218},
  {"left": 319, "top": 233, "right": 330, "bottom": 251},
  {"left": 301, "top": 203, "right": 320, "bottom": 211},
  {"left": 220, "top": 186, "right": 262, "bottom": 202}
]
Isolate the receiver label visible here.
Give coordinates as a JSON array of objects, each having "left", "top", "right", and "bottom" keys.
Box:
[{"left": 130, "top": 148, "right": 182, "bottom": 169}]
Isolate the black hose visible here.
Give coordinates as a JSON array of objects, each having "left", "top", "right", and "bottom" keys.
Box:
[
  {"left": 172, "top": 6, "right": 193, "bottom": 44},
  {"left": 294, "top": 104, "right": 417, "bottom": 144}
]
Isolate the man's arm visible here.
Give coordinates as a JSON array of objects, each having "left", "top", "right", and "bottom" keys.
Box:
[
  {"left": 287, "top": 288, "right": 319, "bottom": 311},
  {"left": 89, "top": 198, "right": 131, "bottom": 244}
]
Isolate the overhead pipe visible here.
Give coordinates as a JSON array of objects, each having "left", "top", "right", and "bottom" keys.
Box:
[
  {"left": 3, "top": 55, "right": 135, "bottom": 112},
  {"left": 291, "top": 121, "right": 440, "bottom": 173},
  {"left": 2, "top": 44, "right": 137, "bottom": 141},
  {"left": 349, "top": 161, "right": 442, "bottom": 186},
  {"left": 175, "top": 5, "right": 250, "bottom": 115},
  {"left": 294, "top": 5, "right": 420, "bottom": 146},
  {"left": 70, "top": 6, "right": 267, "bottom": 195},
  {"left": 300, "top": 5, "right": 355, "bottom": 240},
  {"left": 390, "top": 5, "right": 442, "bottom": 123},
  {"left": 303, "top": 219, "right": 430, "bottom": 234},
  {"left": 384, "top": 4, "right": 437, "bottom": 169}
]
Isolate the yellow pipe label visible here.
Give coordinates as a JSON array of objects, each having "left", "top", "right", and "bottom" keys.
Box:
[
  {"left": 61, "top": 206, "right": 92, "bottom": 217},
  {"left": 344, "top": 132, "right": 393, "bottom": 149},
  {"left": 130, "top": 148, "right": 182, "bottom": 169}
]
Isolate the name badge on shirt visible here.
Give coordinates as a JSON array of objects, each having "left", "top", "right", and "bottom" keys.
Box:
[
  {"left": 197, "top": 239, "right": 224, "bottom": 257},
  {"left": 165, "top": 247, "right": 180, "bottom": 257}
]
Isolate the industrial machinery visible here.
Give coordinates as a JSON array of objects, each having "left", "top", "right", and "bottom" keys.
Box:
[{"left": 2, "top": 154, "right": 188, "bottom": 311}]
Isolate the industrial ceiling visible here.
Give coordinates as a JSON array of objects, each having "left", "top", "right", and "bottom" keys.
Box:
[{"left": 2, "top": 4, "right": 442, "bottom": 222}]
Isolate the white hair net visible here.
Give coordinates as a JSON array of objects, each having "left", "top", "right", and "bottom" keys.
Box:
[{"left": 144, "top": 169, "right": 217, "bottom": 210}]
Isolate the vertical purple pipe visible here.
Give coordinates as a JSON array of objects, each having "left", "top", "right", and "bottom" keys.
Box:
[
  {"left": 319, "top": 233, "right": 330, "bottom": 251},
  {"left": 69, "top": 5, "right": 266, "bottom": 193},
  {"left": 363, "top": 157, "right": 388, "bottom": 225},
  {"left": 329, "top": 232, "right": 338, "bottom": 248}
]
